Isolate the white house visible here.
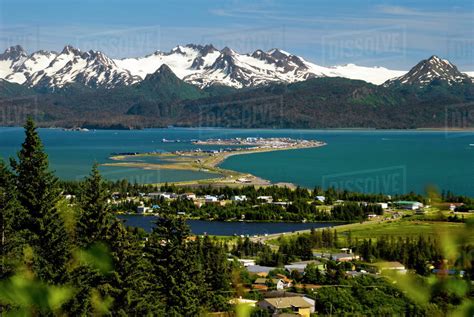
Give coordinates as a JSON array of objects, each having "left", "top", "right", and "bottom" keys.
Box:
[
  {"left": 377, "top": 202, "right": 388, "bottom": 209},
  {"left": 231, "top": 195, "right": 247, "bottom": 202},
  {"left": 137, "top": 205, "right": 151, "bottom": 213},
  {"left": 236, "top": 259, "right": 256, "bottom": 267},
  {"left": 205, "top": 195, "right": 219, "bottom": 203},
  {"left": 257, "top": 196, "right": 273, "bottom": 203},
  {"left": 254, "top": 278, "right": 286, "bottom": 290},
  {"left": 147, "top": 192, "right": 174, "bottom": 200},
  {"left": 180, "top": 193, "right": 196, "bottom": 200},
  {"left": 315, "top": 196, "right": 326, "bottom": 203}
]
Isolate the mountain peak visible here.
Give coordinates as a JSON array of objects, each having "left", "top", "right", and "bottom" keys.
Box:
[
  {"left": 157, "top": 63, "right": 174, "bottom": 74},
  {"left": 268, "top": 48, "right": 291, "bottom": 60},
  {"left": 143, "top": 64, "right": 178, "bottom": 82},
  {"left": 61, "top": 45, "right": 81, "bottom": 55},
  {"left": 385, "top": 55, "right": 471, "bottom": 87},
  {"left": 220, "top": 47, "right": 235, "bottom": 56},
  {"left": 0, "top": 45, "right": 27, "bottom": 60},
  {"left": 171, "top": 45, "right": 186, "bottom": 54}
]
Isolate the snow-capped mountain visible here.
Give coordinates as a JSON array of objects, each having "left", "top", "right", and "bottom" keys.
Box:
[
  {"left": 117, "top": 44, "right": 407, "bottom": 88},
  {"left": 0, "top": 45, "right": 139, "bottom": 90},
  {"left": 385, "top": 55, "right": 473, "bottom": 87},
  {"left": 1, "top": 44, "right": 473, "bottom": 90}
]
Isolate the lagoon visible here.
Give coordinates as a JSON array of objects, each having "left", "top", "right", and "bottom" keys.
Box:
[{"left": 118, "top": 215, "right": 340, "bottom": 235}]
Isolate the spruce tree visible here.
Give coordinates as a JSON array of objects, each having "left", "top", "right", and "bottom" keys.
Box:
[
  {"left": 76, "top": 164, "right": 113, "bottom": 247},
  {"left": 145, "top": 216, "right": 203, "bottom": 316},
  {"left": 106, "top": 220, "right": 164, "bottom": 315},
  {"left": 10, "top": 118, "right": 71, "bottom": 284},
  {"left": 0, "top": 160, "right": 26, "bottom": 279}
]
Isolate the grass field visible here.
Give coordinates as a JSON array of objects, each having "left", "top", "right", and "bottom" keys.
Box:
[
  {"left": 265, "top": 217, "right": 473, "bottom": 246},
  {"left": 337, "top": 219, "right": 471, "bottom": 242}
]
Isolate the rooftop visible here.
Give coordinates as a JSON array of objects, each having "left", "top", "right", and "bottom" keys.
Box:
[{"left": 262, "top": 296, "right": 312, "bottom": 309}]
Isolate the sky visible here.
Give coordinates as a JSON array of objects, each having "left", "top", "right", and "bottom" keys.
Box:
[{"left": 0, "top": 0, "right": 473, "bottom": 70}]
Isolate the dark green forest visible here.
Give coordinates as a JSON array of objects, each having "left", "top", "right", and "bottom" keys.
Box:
[
  {"left": 0, "top": 118, "right": 233, "bottom": 315},
  {"left": 1, "top": 69, "right": 473, "bottom": 129}
]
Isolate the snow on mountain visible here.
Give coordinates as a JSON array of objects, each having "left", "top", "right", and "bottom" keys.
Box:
[
  {"left": 385, "top": 55, "right": 473, "bottom": 87},
  {"left": 0, "top": 45, "right": 30, "bottom": 84},
  {"left": 28, "top": 45, "right": 139, "bottom": 89},
  {"left": 1, "top": 44, "right": 473, "bottom": 90},
  {"left": 0, "top": 45, "right": 138, "bottom": 89},
  {"left": 115, "top": 44, "right": 220, "bottom": 80},
  {"left": 115, "top": 45, "right": 410, "bottom": 88},
  {"left": 324, "top": 64, "right": 406, "bottom": 85}
]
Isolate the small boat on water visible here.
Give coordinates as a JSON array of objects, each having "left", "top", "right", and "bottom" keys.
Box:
[{"left": 162, "top": 138, "right": 181, "bottom": 143}]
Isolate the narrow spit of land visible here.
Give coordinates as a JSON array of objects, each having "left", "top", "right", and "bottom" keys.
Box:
[{"left": 102, "top": 137, "right": 326, "bottom": 187}]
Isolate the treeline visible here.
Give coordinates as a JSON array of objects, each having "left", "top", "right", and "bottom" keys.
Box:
[
  {"left": 442, "top": 190, "right": 474, "bottom": 204},
  {"left": 0, "top": 119, "right": 234, "bottom": 315},
  {"left": 356, "top": 236, "right": 443, "bottom": 275},
  {"left": 61, "top": 175, "right": 474, "bottom": 212},
  {"left": 158, "top": 198, "right": 384, "bottom": 222}
]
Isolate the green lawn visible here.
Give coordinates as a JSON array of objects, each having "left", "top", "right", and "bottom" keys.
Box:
[{"left": 337, "top": 219, "right": 472, "bottom": 243}]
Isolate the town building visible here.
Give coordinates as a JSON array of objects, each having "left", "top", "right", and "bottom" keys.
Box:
[
  {"left": 284, "top": 260, "right": 325, "bottom": 274},
  {"left": 315, "top": 196, "right": 326, "bottom": 203},
  {"left": 236, "top": 259, "right": 256, "bottom": 267},
  {"left": 374, "top": 261, "right": 407, "bottom": 274},
  {"left": 377, "top": 202, "right": 388, "bottom": 209},
  {"left": 205, "top": 195, "right": 219, "bottom": 203},
  {"left": 257, "top": 196, "right": 273, "bottom": 203},
  {"left": 258, "top": 296, "right": 314, "bottom": 317},
  {"left": 231, "top": 195, "right": 247, "bottom": 202},
  {"left": 394, "top": 201, "right": 423, "bottom": 210},
  {"left": 137, "top": 204, "right": 151, "bottom": 213}
]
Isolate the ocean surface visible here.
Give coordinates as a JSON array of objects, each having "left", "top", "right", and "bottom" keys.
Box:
[
  {"left": 118, "top": 215, "right": 340, "bottom": 235},
  {"left": 0, "top": 127, "right": 473, "bottom": 195}
]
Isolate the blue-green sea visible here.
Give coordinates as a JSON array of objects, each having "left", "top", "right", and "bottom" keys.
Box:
[{"left": 1, "top": 127, "right": 473, "bottom": 195}]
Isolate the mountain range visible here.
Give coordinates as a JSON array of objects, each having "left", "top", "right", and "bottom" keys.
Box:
[
  {"left": 0, "top": 44, "right": 437, "bottom": 90},
  {"left": 0, "top": 44, "right": 473, "bottom": 129}
]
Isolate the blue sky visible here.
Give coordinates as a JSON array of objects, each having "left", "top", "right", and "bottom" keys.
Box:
[{"left": 0, "top": 0, "right": 473, "bottom": 69}]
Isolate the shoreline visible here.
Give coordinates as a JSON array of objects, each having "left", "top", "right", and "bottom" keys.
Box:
[
  {"left": 118, "top": 212, "right": 349, "bottom": 224},
  {"left": 4, "top": 125, "right": 474, "bottom": 132},
  {"left": 103, "top": 141, "right": 326, "bottom": 187}
]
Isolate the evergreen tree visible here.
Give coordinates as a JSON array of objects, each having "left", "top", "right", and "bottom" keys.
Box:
[
  {"left": 145, "top": 216, "right": 204, "bottom": 316},
  {"left": 106, "top": 220, "right": 163, "bottom": 315},
  {"left": 10, "top": 118, "right": 71, "bottom": 284},
  {"left": 76, "top": 164, "right": 113, "bottom": 247},
  {"left": 200, "top": 236, "right": 231, "bottom": 311},
  {"left": 0, "top": 160, "right": 26, "bottom": 279}
]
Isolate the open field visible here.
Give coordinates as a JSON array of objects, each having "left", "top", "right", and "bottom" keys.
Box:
[
  {"left": 337, "top": 219, "right": 471, "bottom": 241},
  {"left": 264, "top": 217, "right": 474, "bottom": 246}
]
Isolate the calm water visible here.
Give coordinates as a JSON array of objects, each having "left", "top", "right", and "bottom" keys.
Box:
[
  {"left": 1, "top": 127, "right": 473, "bottom": 195},
  {"left": 118, "top": 215, "right": 340, "bottom": 235}
]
